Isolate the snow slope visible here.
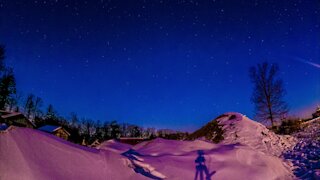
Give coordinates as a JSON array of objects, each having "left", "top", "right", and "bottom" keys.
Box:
[
  {"left": 133, "top": 138, "right": 216, "bottom": 156},
  {"left": 0, "top": 127, "right": 145, "bottom": 180},
  {"left": 98, "top": 139, "right": 132, "bottom": 153},
  {"left": 0, "top": 114, "right": 296, "bottom": 180},
  {"left": 196, "top": 112, "right": 296, "bottom": 156},
  {"left": 127, "top": 138, "right": 293, "bottom": 180}
]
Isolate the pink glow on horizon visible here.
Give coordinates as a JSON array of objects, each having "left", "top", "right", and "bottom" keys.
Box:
[{"left": 291, "top": 101, "right": 320, "bottom": 118}]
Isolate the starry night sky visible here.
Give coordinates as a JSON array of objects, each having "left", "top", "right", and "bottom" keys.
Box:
[{"left": 0, "top": 0, "right": 319, "bottom": 130}]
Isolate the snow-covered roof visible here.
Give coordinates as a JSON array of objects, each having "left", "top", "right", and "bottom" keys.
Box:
[
  {"left": 0, "top": 111, "right": 35, "bottom": 127},
  {"left": 1, "top": 112, "right": 24, "bottom": 119},
  {"left": 38, "top": 125, "right": 62, "bottom": 133},
  {"left": 38, "top": 125, "right": 70, "bottom": 136}
]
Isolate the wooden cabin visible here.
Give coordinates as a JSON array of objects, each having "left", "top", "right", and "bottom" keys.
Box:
[
  {"left": 0, "top": 110, "right": 35, "bottom": 128},
  {"left": 38, "top": 125, "right": 70, "bottom": 140}
]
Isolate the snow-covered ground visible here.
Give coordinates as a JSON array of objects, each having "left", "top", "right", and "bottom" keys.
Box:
[
  {"left": 283, "top": 117, "right": 320, "bottom": 179},
  {"left": 0, "top": 113, "right": 296, "bottom": 180},
  {"left": 96, "top": 114, "right": 319, "bottom": 180},
  {"left": 98, "top": 133, "right": 294, "bottom": 179},
  {"left": 127, "top": 138, "right": 292, "bottom": 179},
  {"left": 0, "top": 127, "right": 144, "bottom": 180}
]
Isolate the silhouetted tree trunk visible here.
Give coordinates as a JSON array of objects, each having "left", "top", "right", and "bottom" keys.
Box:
[
  {"left": 81, "top": 118, "right": 95, "bottom": 144},
  {"left": 0, "top": 68, "right": 16, "bottom": 110},
  {"left": 46, "top": 104, "right": 56, "bottom": 119},
  {"left": 0, "top": 45, "right": 5, "bottom": 73},
  {"left": 249, "top": 62, "right": 288, "bottom": 127},
  {"left": 70, "top": 112, "right": 79, "bottom": 128},
  {"left": 9, "top": 92, "right": 23, "bottom": 112},
  {"left": 110, "top": 120, "right": 120, "bottom": 139},
  {"left": 94, "top": 120, "right": 103, "bottom": 141},
  {"left": 0, "top": 46, "right": 16, "bottom": 110},
  {"left": 34, "top": 96, "right": 43, "bottom": 118},
  {"left": 24, "top": 94, "right": 35, "bottom": 118}
]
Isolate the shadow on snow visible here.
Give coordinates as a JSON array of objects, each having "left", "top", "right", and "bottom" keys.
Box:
[
  {"left": 122, "top": 149, "right": 163, "bottom": 180},
  {"left": 194, "top": 150, "right": 216, "bottom": 180}
]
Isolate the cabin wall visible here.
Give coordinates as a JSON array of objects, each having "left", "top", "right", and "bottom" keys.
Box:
[
  {"left": 2, "top": 117, "right": 33, "bottom": 128},
  {"left": 54, "top": 129, "right": 69, "bottom": 140}
]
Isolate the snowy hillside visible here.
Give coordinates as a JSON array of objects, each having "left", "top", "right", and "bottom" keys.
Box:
[
  {"left": 190, "top": 112, "right": 296, "bottom": 156},
  {"left": 0, "top": 124, "right": 294, "bottom": 180}
]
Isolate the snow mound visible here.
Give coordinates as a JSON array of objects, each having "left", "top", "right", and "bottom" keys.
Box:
[
  {"left": 0, "top": 126, "right": 294, "bottom": 180},
  {"left": 190, "top": 112, "right": 296, "bottom": 156},
  {"left": 217, "top": 112, "right": 297, "bottom": 156},
  {"left": 122, "top": 138, "right": 294, "bottom": 180},
  {"left": 0, "top": 127, "right": 143, "bottom": 180},
  {"left": 98, "top": 139, "right": 132, "bottom": 153}
]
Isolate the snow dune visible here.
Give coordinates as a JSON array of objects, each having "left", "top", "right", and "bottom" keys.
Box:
[
  {"left": 0, "top": 112, "right": 296, "bottom": 179},
  {"left": 0, "top": 127, "right": 144, "bottom": 180},
  {"left": 126, "top": 138, "right": 293, "bottom": 180},
  {"left": 98, "top": 139, "right": 132, "bottom": 153}
]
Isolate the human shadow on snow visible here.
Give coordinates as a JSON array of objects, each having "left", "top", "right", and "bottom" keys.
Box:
[{"left": 194, "top": 150, "right": 216, "bottom": 180}]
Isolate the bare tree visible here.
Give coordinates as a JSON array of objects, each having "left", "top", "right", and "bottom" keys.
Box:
[
  {"left": 24, "top": 94, "right": 35, "bottom": 119},
  {"left": 0, "top": 45, "right": 5, "bottom": 73},
  {"left": 0, "top": 46, "right": 16, "bottom": 110},
  {"left": 34, "top": 96, "right": 43, "bottom": 118},
  {"left": 0, "top": 70, "right": 16, "bottom": 110},
  {"left": 9, "top": 91, "right": 23, "bottom": 112},
  {"left": 70, "top": 112, "right": 79, "bottom": 128},
  {"left": 80, "top": 118, "right": 97, "bottom": 144},
  {"left": 249, "top": 62, "right": 288, "bottom": 127},
  {"left": 46, "top": 104, "right": 56, "bottom": 119},
  {"left": 110, "top": 120, "right": 120, "bottom": 139}
]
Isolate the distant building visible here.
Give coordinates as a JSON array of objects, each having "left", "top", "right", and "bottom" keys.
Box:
[
  {"left": 38, "top": 125, "right": 70, "bottom": 140},
  {"left": 119, "top": 137, "right": 145, "bottom": 145},
  {"left": 312, "top": 106, "right": 320, "bottom": 119},
  {"left": 0, "top": 110, "right": 35, "bottom": 128}
]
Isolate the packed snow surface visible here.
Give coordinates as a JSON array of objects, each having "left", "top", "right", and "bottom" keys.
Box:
[
  {"left": 283, "top": 117, "right": 320, "bottom": 179},
  {"left": 0, "top": 119, "right": 294, "bottom": 180}
]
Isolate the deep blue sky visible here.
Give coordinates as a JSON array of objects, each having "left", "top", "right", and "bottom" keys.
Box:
[{"left": 0, "top": 0, "right": 319, "bottom": 131}]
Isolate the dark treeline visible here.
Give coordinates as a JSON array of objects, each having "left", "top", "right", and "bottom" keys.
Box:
[
  {"left": 24, "top": 99, "right": 188, "bottom": 145},
  {"left": 6, "top": 93, "right": 188, "bottom": 145}
]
